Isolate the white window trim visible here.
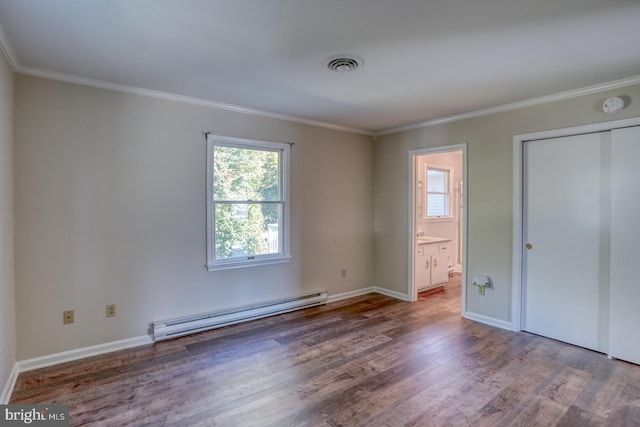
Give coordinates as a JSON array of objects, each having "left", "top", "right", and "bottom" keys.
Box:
[
  {"left": 425, "top": 164, "right": 455, "bottom": 222},
  {"left": 206, "top": 134, "right": 291, "bottom": 272}
]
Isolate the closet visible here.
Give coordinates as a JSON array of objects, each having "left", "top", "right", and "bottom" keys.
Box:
[{"left": 523, "top": 125, "right": 640, "bottom": 365}]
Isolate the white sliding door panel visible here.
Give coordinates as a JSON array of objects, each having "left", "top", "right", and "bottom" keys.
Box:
[
  {"left": 610, "top": 126, "right": 640, "bottom": 365},
  {"left": 524, "top": 132, "right": 609, "bottom": 352}
]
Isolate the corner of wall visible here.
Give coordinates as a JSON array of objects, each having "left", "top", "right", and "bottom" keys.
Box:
[
  {"left": 0, "top": 364, "right": 18, "bottom": 404},
  {"left": 373, "top": 287, "right": 411, "bottom": 302},
  {"left": 462, "top": 311, "right": 513, "bottom": 331},
  {"left": 0, "top": 46, "right": 16, "bottom": 404}
]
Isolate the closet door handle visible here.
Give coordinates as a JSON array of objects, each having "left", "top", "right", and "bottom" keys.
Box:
[
  {"left": 434, "top": 259, "right": 438, "bottom": 267},
  {"left": 426, "top": 261, "right": 430, "bottom": 269}
]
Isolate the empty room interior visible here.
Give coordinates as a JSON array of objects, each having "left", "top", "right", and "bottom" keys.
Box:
[{"left": 1, "top": 1, "right": 640, "bottom": 425}]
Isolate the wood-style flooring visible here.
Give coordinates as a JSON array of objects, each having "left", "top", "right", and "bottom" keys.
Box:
[{"left": 10, "top": 274, "right": 640, "bottom": 426}]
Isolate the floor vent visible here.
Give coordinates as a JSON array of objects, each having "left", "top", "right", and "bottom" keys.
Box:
[{"left": 152, "top": 290, "right": 328, "bottom": 341}]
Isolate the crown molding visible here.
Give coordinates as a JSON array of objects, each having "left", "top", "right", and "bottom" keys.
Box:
[
  {"left": 16, "top": 65, "right": 374, "bottom": 136},
  {"left": 2, "top": 20, "right": 638, "bottom": 138},
  {"left": 375, "top": 75, "right": 640, "bottom": 136},
  {"left": 12, "top": 62, "right": 640, "bottom": 140},
  {"left": 0, "top": 20, "right": 372, "bottom": 136}
]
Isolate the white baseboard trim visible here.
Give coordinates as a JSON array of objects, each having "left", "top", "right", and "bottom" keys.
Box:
[
  {"left": 328, "top": 286, "right": 410, "bottom": 303},
  {"left": 373, "top": 287, "right": 411, "bottom": 302},
  {"left": 463, "top": 311, "right": 512, "bottom": 331},
  {"left": 327, "top": 287, "right": 375, "bottom": 303},
  {"left": 16, "top": 335, "right": 153, "bottom": 373},
  {"left": 3, "top": 287, "right": 412, "bottom": 401},
  {"left": 2, "top": 336, "right": 152, "bottom": 403},
  {"left": 1, "top": 364, "right": 19, "bottom": 404}
]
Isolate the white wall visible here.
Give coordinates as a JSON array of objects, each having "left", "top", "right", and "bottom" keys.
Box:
[
  {"left": 374, "top": 84, "right": 640, "bottom": 323},
  {"left": 0, "top": 53, "right": 15, "bottom": 394},
  {"left": 14, "top": 75, "right": 374, "bottom": 360}
]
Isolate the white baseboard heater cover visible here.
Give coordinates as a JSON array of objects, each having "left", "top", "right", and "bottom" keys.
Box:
[{"left": 152, "top": 290, "right": 328, "bottom": 341}]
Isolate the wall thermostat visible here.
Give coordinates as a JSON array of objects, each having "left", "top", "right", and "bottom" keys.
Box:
[{"left": 602, "top": 96, "right": 625, "bottom": 114}]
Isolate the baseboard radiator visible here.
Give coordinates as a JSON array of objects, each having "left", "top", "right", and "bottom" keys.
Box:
[{"left": 152, "top": 290, "right": 328, "bottom": 341}]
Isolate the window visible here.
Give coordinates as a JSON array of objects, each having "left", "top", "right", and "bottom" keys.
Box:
[
  {"left": 426, "top": 167, "right": 452, "bottom": 218},
  {"left": 206, "top": 134, "right": 291, "bottom": 271}
]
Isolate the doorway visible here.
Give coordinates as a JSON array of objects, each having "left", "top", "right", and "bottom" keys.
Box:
[{"left": 409, "top": 145, "right": 467, "bottom": 307}]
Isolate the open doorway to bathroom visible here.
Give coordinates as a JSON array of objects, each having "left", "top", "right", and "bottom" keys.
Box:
[{"left": 409, "top": 145, "right": 467, "bottom": 311}]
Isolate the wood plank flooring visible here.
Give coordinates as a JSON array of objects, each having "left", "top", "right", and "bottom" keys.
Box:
[{"left": 10, "top": 275, "right": 640, "bottom": 426}]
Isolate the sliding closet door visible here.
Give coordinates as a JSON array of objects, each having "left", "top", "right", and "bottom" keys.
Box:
[
  {"left": 523, "top": 132, "right": 609, "bottom": 353},
  {"left": 610, "top": 126, "right": 640, "bottom": 365}
]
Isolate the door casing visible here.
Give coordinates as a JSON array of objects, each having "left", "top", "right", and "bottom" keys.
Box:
[{"left": 408, "top": 144, "right": 468, "bottom": 311}]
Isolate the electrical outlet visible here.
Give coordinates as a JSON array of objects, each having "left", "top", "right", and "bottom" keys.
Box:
[
  {"left": 106, "top": 304, "right": 116, "bottom": 317},
  {"left": 341, "top": 269, "right": 347, "bottom": 278},
  {"left": 63, "top": 310, "right": 74, "bottom": 324}
]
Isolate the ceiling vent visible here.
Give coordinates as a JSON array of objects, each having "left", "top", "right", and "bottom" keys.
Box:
[{"left": 324, "top": 55, "right": 364, "bottom": 72}]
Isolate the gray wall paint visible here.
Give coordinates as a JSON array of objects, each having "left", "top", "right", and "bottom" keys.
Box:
[
  {"left": 0, "top": 53, "right": 15, "bottom": 392},
  {"left": 374, "top": 85, "right": 640, "bottom": 323},
  {"left": 14, "top": 75, "right": 374, "bottom": 359},
  {"left": 9, "top": 70, "right": 640, "bottom": 362}
]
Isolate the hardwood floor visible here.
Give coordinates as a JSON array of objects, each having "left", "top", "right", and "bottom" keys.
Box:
[{"left": 10, "top": 274, "right": 640, "bottom": 426}]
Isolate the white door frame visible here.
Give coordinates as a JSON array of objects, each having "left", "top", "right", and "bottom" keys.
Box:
[
  {"left": 511, "top": 116, "right": 640, "bottom": 331},
  {"left": 408, "top": 143, "right": 468, "bottom": 312}
]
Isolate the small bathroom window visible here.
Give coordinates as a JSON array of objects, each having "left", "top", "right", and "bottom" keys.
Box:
[{"left": 426, "top": 167, "right": 452, "bottom": 218}]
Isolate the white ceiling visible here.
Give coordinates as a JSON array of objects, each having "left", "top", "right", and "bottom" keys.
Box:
[{"left": 0, "top": 0, "right": 639, "bottom": 134}]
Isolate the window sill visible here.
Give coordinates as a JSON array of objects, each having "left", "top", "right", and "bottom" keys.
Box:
[
  {"left": 206, "top": 255, "right": 292, "bottom": 272},
  {"left": 426, "top": 216, "right": 455, "bottom": 223}
]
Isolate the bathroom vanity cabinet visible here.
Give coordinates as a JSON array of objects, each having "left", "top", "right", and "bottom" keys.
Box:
[{"left": 416, "top": 238, "right": 450, "bottom": 291}]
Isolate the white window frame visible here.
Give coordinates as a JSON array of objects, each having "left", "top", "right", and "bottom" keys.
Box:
[
  {"left": 206, "top": 134, "right": 291, "bottom": 271},
  {"left": 425, "top": 165, "right": 455, "bottom": 222}
]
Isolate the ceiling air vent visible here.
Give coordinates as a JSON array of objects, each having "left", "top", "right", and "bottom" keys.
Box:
[{"left": 324, "top": 55, "right": 364, "bottom": 72}]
